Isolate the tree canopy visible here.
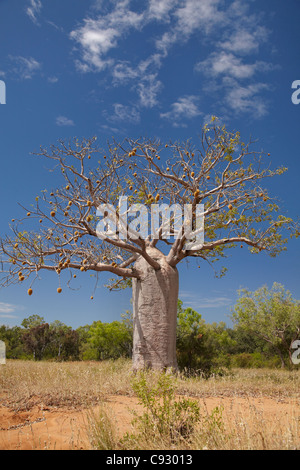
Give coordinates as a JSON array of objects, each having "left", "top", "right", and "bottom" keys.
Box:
[
  {"left": 0, "top": 119, "right": 298, "bottom": 294},
  {"left": 231, "top": 283, "right": 300, "bottom": 367}
]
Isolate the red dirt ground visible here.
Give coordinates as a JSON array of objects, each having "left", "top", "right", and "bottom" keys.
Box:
[{"left": 0, "top": 395, "right": 299, "bottom": 450}]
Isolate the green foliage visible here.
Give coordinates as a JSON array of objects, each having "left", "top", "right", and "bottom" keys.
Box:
[
  {"left": 176, "top": 300, "right": 206, "bottom": 370},
  {"left": 22, "top": 322, "right": 54, "bottom": 360},
  {"left": 1, "top": 284, "right": 299, "bottom": 370},
  {"left": 176, "top": 300, "right": 234, "bottom": 375},
  {"left": 21, "top": 315, "right": 45, "bottom": 329},
  {"left": 230, "top": 352, "right": 282, "bottom": 369},
  {"left": 49, "top": 321, "right": 80, "bottom": 361},
  {"left": 0, "top": 325, "right": 26, "bottom": 359},
  {"left": 231, "top": 283, "right": 300, "bottom": 367},
  {"left": 121, "top": 371, "right": 200, "bottom": 448},
  {"left": 87, "top": 319, "right": 132, "bottom": 360}
]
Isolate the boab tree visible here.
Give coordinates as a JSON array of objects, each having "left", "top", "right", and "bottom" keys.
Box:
[{"left": 0, "top": 119, "right": 298, "bottom": 370}]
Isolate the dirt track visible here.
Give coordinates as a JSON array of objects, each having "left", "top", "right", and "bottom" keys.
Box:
[{"left": 0, "top": 395, "right": 298, "bottom": 450}]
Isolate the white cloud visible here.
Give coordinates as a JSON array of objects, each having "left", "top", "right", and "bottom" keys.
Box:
[
  {"left": 179, "top": 291, "right": 232, "bottom": 309},
  {"left": 227, "top": 0, "right": 249, "bottom": 18},
  {"left": 137, "top": 74, "right": 163, "bottom": 108},
  {"left": 112, "top": 55, "right": 163, "bottom": 108},
  {"left": 70, "top": 1, "right": 144, "bottom": 72},
  {"left": 26, "top": 0, "right": 42, "bottom": 24},
  {"left": 196, "top": 52, "right": 259, "bottom": 80},
  {"left": 92, "top": 0, "right": 105, "bottom": 9},
  {"left": 155, "top": 31, "right": 177, "bottom": 56},
  {"left": 175, "top": 0, "right": 224, "bottom": 36},
  {"left": 9, "top": 56, "right": 41, "bottom": 80},
  {"left": 70, "top": 0, "right": 225, "bottom": 76},
  {"left": 192, "top": 0, "right": 273, "bottom": 119},
  {"left": 71, "top": 21, "right": 117, "bottom": 71},
  {"left": 109, "top": 103, "right": 140, "bottom": 124},
  {"left": 56, "top": 116, "right": 75, "bottom": 126},
  {"left": 148, "top": 0, "right": 177, "bottom": 21},
  {"left": 221, "top": 26, "right": 269, "bottom": 55},
  {"left": 224, "top": 80, "right": 269, "bottom": 117},
  {"left": 101, "top": 123, "right": 121, "bottom": 134},
  {"left": 154, "top": 0, "right": 224, "bottom": 55},
  {"left": 48, "top": 76, "right": 58, "bottom": 83},
  {"left": 160, "top": 95, "right": 202, "bottom": 125},
  {"left": 0, "top": 302, "right": 19, "bottom": 314},
  {"left": 112, "top": 62, "right": 139, "bottom": 83},
  {"left": 69, "top": 0, "right": 274, "bottom": 120}
]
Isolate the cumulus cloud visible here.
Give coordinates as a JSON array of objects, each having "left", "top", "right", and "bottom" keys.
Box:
[
  {"left": 221, "top": 26, "right": 269, "bottom": 55},
  {"left": 70, "top": 0, "right": 144, "bottom": 72},
  {"left": 224, "top": 80, "right": 269, "bottom": 117},
  {"left": 148, "top": 0, "right": 177, "bottom": 21},
  {"left": 196, "top": 52, "right": 260, "bottom": 80},
  {"left": 112, "top": 57, "right": 163, "bottom": 107},
  {"left": 56, "top": 116, "right": 75, "bottom": 126},
  {"left": 70, "top": 0, "right": 274, "bottom": 121},
  {"left": 70, "top": 0, "right": 225, "bottom": 76},
  {"left": 174, "top": 0, "right": 224, "bottom": 36},
  {"left": 160, "top": 95, "right": 202, "bottom": 126},
  {"left": 137, "top": 74, "right": 163, "bottom": 108}
]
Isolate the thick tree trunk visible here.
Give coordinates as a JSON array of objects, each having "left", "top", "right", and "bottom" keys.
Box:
[{"left": 132, "top": 248, "right": 179, "bottom": 371}]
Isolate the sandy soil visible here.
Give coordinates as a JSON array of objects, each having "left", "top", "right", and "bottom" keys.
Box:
[{"left": 0, "top": 395, "right": 298, "bottom": 450}]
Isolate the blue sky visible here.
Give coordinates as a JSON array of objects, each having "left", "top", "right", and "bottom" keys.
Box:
[{"left": 0, "top": 0, "right": 299, "bottom": 329}]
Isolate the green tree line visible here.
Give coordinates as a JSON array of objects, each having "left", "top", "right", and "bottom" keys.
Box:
[{"left": 1, "top": 284, "right": 299, "bottom": 371}]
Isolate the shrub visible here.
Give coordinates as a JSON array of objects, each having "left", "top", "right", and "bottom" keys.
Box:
[{"left": 121, "top": 371, "right": 200, "bottom": 449}]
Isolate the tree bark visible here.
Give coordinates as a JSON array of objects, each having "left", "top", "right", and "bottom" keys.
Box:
[{"left": 132, "top": 247, "right": 179, "bottom": 371}]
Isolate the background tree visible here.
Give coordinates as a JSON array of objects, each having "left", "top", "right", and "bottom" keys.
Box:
[
  {"left": 176, "top": 300, "right": 235, "bottom": 373},
  {"left": 21, "top": 315, "right": 45, "bottom": 330},
  {"left": 0, "top": 119, "right": 298, "bottom": 370},
  {"left": 76, "top": 324, "right": 92, "bottom": 360},
  {"left": 176, "top": 299, "right": 206, "bottom": 370},
  {"left": 87, "top": 320, "right": 132, "bottom": 360},
  {"left": 231, "top": 283, "right": 300, "bottom": 368},
  {"left": 22, "top": 322, "right": 54, "bottom": 360},
  {"left": 0, "top": 325, "right": 24, "bottom": 359},
  {"left": 49, "top": 320, "right": 80, "bottom": 360}
]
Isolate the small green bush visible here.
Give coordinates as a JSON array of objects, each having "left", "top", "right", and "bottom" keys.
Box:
[{"left": 121, "top": 371, "right": 200, "bottom": 448}]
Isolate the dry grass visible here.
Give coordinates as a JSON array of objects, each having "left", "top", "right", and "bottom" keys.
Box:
[
  {"left": 105, "top": 404, "right": 299, "bottom": 450},
  {"left": 176, "top": 367, "right": 300, "bottom": 400},
  {"left": 0, "top": 359, "right": 132, "bottom": 411},
  {"left": 0, "top": 360, "right": 299, "bottom": 450},
  {"left": 85, "top": 367, "right": 300, "bottom": 451},
  {"left": 0, "top": 359, "right": 299, "bottom": 411}
]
